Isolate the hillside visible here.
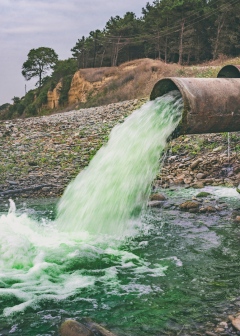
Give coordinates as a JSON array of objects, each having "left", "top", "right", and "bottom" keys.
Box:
[{"left": 1, "top": 56, "right": 240, "bottom": 120}]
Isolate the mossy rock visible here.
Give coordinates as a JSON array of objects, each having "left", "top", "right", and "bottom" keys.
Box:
[{"left": 196, "top": 191, "right": 212, "bottom": 198}]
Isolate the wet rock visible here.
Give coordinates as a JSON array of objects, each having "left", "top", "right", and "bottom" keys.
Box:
[
  {"left": 229, "top": 314, "right": 240, "bottom": 331},
  {"left": 196, "top": 191, "right": 212, "bottom": 198},
  {"left": 179, "top": 200, "right": 199, "bottom": 210},
  {"left": 188, "top": 207, "right": 199, "bottom": 213},
  {"left": 148, "top": 201, "right": 164, "bottom": 208},
  {"left": 83, "top": 318, "right": 117, "bottom": 336},
  {"left": 150, "top": 193, "right": 166, "bottom": 201},
  {"left": 199, "top": 206, "right": 217, "bottom": 213},
  {"left": 192, "top": 181, "right": 205, "bottom": 188},
  {"left": 59, "top": 320, "right": 93, "bottom": 336}
]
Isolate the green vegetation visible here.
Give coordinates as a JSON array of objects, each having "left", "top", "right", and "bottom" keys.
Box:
[
  {"left": 1, "top": 0, "right": 240, "bottom": 120},
  {"left": 22, "top": 47, "right": 58, "bottom": 87},
  {"left": 71, "top": 0, "right": 240, "bottom": 68},
  {"left": 0, "top": 57, "right": 78, "bottom": 120}
]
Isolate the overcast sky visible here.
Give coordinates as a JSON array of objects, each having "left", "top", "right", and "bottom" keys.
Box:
[{"left": 0, "top": 0, "right": 151, "bottom": 106}]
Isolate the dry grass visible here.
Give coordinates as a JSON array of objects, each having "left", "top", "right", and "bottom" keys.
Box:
[
  {"left": 74, "top": 56, "right": 240, "bottom": 108},
  {"left": 80, "top": 59, "right": 181, "bottom": 107},
  {"left": 80, "top": 67, "right": 118, "bottom": 83}
]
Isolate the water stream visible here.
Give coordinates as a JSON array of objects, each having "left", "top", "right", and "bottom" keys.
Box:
[
  {"left": 0, "top": 92, "right": 240, "bottom": 335},
  {"left": 57, "top": 91, "right": 183, "bottom": 236}
]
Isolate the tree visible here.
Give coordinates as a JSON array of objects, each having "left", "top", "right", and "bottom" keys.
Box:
[
  {"left": 105, "top": 12, "right": 143, "bottom": 66},
  {"left": 22, "top": 47, "right": 58, "bottom": 87},
  {"left": 52, "top": 58, "right": 78, "bottom": 81}
]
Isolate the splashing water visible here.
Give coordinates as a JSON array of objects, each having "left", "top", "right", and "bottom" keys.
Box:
[
  {"left": 8, "top": 198, "right": 16, "bottom": 214},
  {"left": 0, "top": 92, "right": 183, "bottom": 322},
  {"left": 57, "top": 91, "right": 183, "bottom": 236}
]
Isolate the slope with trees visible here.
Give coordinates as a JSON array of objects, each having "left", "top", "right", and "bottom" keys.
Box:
[{"left": 1, "top": 0, "right": 239, "bottom": 119}]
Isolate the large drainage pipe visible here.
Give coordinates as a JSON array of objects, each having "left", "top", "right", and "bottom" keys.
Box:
[{"left": 150, "top": 67, "right": 240, "bottom": 136}]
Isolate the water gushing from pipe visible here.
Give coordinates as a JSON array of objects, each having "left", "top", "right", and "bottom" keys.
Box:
[{"left": 57, "top": 91, "right": 183, "bottom": 236}]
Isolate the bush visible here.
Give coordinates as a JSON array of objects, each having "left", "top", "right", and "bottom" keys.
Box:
[{"left": 24, "top": 103, "right": 37, "bottom": 117}]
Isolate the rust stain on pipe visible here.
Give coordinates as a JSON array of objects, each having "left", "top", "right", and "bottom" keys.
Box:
[{"left": 150, "top": 77, "right": 240, "bottom": 136}]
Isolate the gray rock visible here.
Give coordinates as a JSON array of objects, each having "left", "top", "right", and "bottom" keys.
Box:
[{"left": 148, "top": 201, "right": 164, "bottom": 208}]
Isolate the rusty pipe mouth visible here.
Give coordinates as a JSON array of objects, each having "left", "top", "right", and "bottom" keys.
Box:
[
  {"left": 150, "top": 78, "right": 190, "bottom": 138},
  {"left": 150, "top": 77, "right": 240, "bottom": 136}
]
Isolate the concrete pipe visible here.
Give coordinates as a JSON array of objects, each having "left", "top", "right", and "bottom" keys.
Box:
[{"left": 150, "top": 77, "right": 240, "bottom": 136}]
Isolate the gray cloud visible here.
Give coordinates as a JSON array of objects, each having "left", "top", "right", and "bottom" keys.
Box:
[{"left": 0, "top": 0, "right": 150, "bottom": 104}]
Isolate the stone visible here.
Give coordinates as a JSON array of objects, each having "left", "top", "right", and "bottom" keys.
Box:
[
  {"left": 184, "top": 178, "right": 193, "bottom": 184},
  {"left": 218, "top": 321, "right": 228, "bottom": 328},
  {"left": 199, "top": 206, "right": 216, "bottom": 213},
  {"left": 6, "top": 180, "right": 18, "bottom": 185},
  {"left": 148, "top": 201, "right": 164, "bottom": 208},
  {"left": 192, "top": 181, "right": 205, "bottom": 188},
  {"left": 59, "top": 320, "right": 93, "bottom": 336},
  {"left": 214, "top": 327, "right": 225, "bottom": 333},
  {"left": 213, "top": 146, "right": 222, "bottom": 152},
  {"left": 196, "top": 173, "right": 206, "bottom": 179},
  {"left": 150, "top": 193, "right": 166, "bottom": 201},
  {"left": 82, "top": 318, "right": 117, "bottom": 336},
  {"left": 179, "top": 200, "right": 199, "bottom": 210},
  {"left": 229, "top": 315, "right": 240, "bottom": 331},
  {"left": 190, "top": 158, "right": 203, "bottom": 170}
]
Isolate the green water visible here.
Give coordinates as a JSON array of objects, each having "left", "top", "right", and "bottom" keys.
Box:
[
  {"left": 0, "top": 93, "right": 240, "bottom": 335},
  {"left": 0, "top": 188, "right": 240, "bottom": 335},
  {"left": 57, "top": 92, "right": 182, "bottom": 236}
]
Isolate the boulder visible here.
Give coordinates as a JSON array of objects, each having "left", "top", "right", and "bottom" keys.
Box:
[
  {"left": 59, "top": 320, "right": 93, "bottom": 336},
  {"left": 59, "top": 318, "right": 117, "bottom": 336},
  {"left": 150, "top": 193, "right": 166, "bottom": 201},
  {"left": 83, "top": 318, "right": 117, "bottom": 336},
  {"left": 229, "top": 314, "right": 240, "bottom": 331},
  {"left": 196, "top": 191, "right": 212, "bottom": 198}
]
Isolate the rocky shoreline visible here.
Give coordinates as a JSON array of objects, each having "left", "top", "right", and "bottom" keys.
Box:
[
  {"left": 0, "top": 99, "right": 144, "bottom": 199},
  {"left": 0, "top": 99, "right": 239, "bottom": 200},
  {"left": 0, "top": 100, "right": 240, "bottom": 335}
]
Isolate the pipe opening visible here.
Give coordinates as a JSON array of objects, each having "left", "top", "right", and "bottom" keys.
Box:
[
  {"left": 217, "top": 65, "right": 240, "bottom": 78},
  {"left": 150, "top": 78, "right": 180, "bottom": 101}
]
